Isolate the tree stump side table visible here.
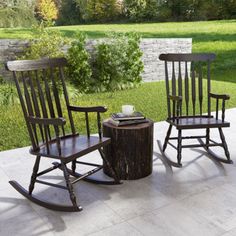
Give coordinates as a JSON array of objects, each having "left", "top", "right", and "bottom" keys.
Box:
[{"left": 102, "top": 120, "right": 154, "bottom": 180}]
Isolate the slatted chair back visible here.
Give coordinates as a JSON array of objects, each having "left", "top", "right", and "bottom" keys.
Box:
[
  {"left": 6, "top": 58, "right": 76, "bottom": 153},
  {"left": 159, "top": 53, "right": 216, "bottom": 120}
]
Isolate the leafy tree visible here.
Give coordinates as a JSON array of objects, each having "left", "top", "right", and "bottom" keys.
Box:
[
  {"left": 55, "top": 0, "right": 236, "bottom": 24},
  {"left": 77, "top": 0, "right": 121, "bottom": 22},
  {"left": 217, "top": 0, "right": 236, "bottom": 19},
  {"left": 75, "top": 0, "right": 88, "bottom": 20},
  {"left": 144, "top": 0, "right": 159, "bottom": 20},
  {"left": 123, "top": 0, "right": 147, "bottom": 21},
  {"left": 57, "top": 0, "right": 81, "bottom": 25},
  {"left": 0, "top": 0, "right": 37, "bottom": 27},
  {"left": 36, "top": 0, "right": 58, "bottom": 21}
]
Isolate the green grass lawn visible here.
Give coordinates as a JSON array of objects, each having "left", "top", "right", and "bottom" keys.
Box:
[
  {"left": 0, "top": 20, "right": 236, "bottom": 151},
  {"left": 1, "top": 79, "right": 236, "bottom": 151}
]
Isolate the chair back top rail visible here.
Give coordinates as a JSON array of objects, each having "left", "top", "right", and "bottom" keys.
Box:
[
  {"left": 159, "top": 53, "right": 216, "bottom": 62},
  {"left": 6, "top": 58, "right": 67, "bottom": 72}
]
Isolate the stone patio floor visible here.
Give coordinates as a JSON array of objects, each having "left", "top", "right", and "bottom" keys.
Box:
[{"left": 1, "top": 108, "right": 236, "bottom": 236}]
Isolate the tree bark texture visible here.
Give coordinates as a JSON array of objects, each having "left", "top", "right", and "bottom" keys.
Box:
[{"left": 103, "top": 120, "right": 153, "bottom": 180}]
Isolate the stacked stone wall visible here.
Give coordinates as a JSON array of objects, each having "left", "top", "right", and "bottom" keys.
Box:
[{"left": 0, "top": 38, "right": 192, "bottom": 82}]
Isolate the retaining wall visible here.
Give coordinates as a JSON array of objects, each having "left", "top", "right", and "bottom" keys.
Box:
[{"left": 0, "top": 38, "right": 192, "bottom": 82}]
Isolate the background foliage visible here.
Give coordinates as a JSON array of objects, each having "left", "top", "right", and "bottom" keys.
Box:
[
  {"left": 67, "top": 32, "right": 143, "bottom": 93},
  {"left": 56, "top": 0, "right": 236, "bottom": 24},
  {"left": 0, "top": 0, "right": 36, "bottom": 27},
  {"left": 0, "top": 0, "right": 235, "bottom": 27},
  {"left": 66, "top": 32, "right": 92, "bottom": 93},
  {"left": 21, "top": 22, "right": 69, "bottom": 59},
  {"left": 35, "top": 0, "right": 58, "bottom": 21},
  {"left": 92, "top": 33, "right": 143, "bottom": 92}
]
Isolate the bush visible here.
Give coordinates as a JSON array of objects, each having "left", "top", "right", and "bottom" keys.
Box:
[
  {"left": 66, "top": 32, "right": 143, "bottom": 94},
  {"left": 22, "top": 22, "right": 69, "bottom": 59},
  {"left": 66, "top": 32, "right": 92, "bottom": 93},
  {"left": 92, "top": 33, "right": 144, "bottom": 92}
]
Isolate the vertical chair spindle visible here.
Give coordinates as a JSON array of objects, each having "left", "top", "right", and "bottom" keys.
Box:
[
  {"left": 222, "top": 100, "right": 225, "bottom": 122},
  {"left": 165, "top": 61, "right": 171, "bottom": 119},
  {"left": 178, "top": 61, "right": 182, "bottom": 116},
  {"left": 85, "top": 112, "right": 90, "bottom": 138},
  {"left": 185, "top": 62, "right": 189, "bottom": 116},
  {"left": 198, "top": 65, "right": 203, "bottom": 115},
  {"left": 207, "top": 61, "right": 211, "bottom": 116},
  {"left": 97, "top": 112, "right": 102, "bottom": 139},
  {"left": 172, "top": 62, "right": 176, "bottom": 118},
  {"left": 172, "top": 62, "right": 176, "bottom": 96},
  {"left": 216, "top": 98, "right": 219, "bottom": 120},
  {"left": 191, "top": 63, "right": 196, "bottom": 116}
]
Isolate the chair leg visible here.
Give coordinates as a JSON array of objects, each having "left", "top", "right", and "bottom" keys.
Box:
[
  {"left": 61, "top": 161, "right": 80, "bottom": 210},
  {"left": 29, "top": 155, "right": 41, "bottom": 195},
  {"left": 71, "top": 160, "right": 76, "bottom": 174},
  {"left": 163, "top": 125, "right": 172, "bottom": 152},
  {"left": 206, "top": 128, "right": 210, "bottom": 150},
  {"left": 177, "top": 130, "right": 182, "bottom": 165},
  {"left": 218, "top": 128, "right": 231, "bottom": 161},
  {"left": 99, "top": 148, "right": 120, "bottom": 183}
]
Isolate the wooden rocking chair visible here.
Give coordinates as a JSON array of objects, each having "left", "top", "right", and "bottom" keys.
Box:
[
  {"left": 6, "top": 58, "right": 121, "bottom": 212},
  {"left": 158, "top": 53, "right": 232, "bottom": 167}
]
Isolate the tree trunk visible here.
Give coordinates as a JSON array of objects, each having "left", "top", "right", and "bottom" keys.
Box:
[{"left": 103, "top": 120, "right": 153, "bottom": 180}]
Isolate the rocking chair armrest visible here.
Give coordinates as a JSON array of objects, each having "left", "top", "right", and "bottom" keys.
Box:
[
  {"left": 68, "top": 105, "right": 107, "bottom": 139},
  {"left": 168, "top": 95, "right": 182, "bottom": 101},
  {"left": 210, "top": 93, "right": 230, "bottom": 100},
  {"left": 68, "top": 105, "right": 107, "bottom": 113},
  {"left": 210, "top": 93, "right": 230, "bottom": 121},
  {"left": 27, "top": 116, "right": 66, "bottom": 126}
]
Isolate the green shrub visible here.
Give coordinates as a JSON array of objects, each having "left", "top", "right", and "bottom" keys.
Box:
[
  {"left": 66, "top": 32, "right": 92, "bottom": 93},
  {"left": 22, "top": 22, "right": 69, "bottom": 59},
  {"left": 92, "top": 33, "right": 144, "bottom": 92}
]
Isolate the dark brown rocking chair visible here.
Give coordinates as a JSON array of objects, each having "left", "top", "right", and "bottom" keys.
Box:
[
  {"left": 6, "top": 58, "right": 121, "bottom": 212},
  {"left": 158, "top": 53, "right": 232, "bottom": 167}
]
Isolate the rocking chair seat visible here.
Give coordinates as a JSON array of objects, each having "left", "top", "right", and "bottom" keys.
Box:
[
  {"left": 30, "top": 134, "right": 111, "bottom": 161},
  {"left": 168, "top": 117, "right": 230, "bottom": 129}
]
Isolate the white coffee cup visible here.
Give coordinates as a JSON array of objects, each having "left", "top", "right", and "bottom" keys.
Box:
[{"left": 122, "top": 105, "right": 135, "bottom": 116}]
